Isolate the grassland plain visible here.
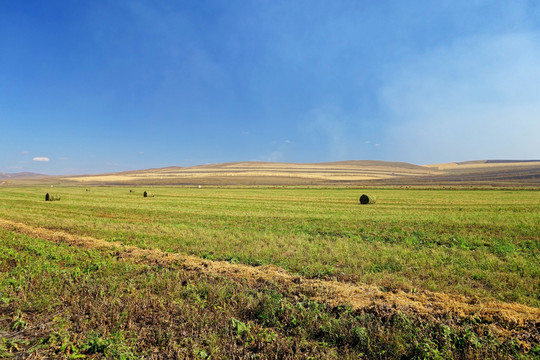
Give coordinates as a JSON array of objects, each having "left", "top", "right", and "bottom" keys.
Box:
[{"left": 0, "top": 186, "right": 539, "bottom": 358}]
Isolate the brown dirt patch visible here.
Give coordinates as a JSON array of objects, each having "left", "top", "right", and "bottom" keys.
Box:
[{"left": 1, "top": 218, "right": 538, "bottom": 347}]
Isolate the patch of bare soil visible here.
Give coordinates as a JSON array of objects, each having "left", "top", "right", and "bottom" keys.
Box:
[{"left": 1, "top": 218, "right": 538, "bottom": 348}]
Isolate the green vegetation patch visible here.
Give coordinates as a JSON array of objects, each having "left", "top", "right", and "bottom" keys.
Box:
[{"left": 1, "top": 229, "right": 536, "bottom": 358}]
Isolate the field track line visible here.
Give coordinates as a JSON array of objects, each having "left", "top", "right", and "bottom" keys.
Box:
[{"left": 1, "top": 218, "right": 538, "bottom": 346}]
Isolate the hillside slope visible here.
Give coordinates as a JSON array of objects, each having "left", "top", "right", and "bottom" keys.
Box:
[{"left": 5, "top": 160, "right": 540, "bottom": 186}]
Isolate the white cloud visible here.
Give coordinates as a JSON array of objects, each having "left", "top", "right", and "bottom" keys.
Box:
[
  {"left": 33, "top": 157, "right": 50, "bottom": 162},
  {"left": 380, "top": 32, "right": 540, "bottom": 163}
]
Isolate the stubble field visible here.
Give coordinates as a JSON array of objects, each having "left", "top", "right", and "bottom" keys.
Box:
[{"left": 0, "top": 186, "right": 538, "bottom": 358}]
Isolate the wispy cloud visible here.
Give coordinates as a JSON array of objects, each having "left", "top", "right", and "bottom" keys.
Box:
[
  {"left": 380, "top": 32, "right": 540, "bottom": 163},
  {"left": 261, "top": 139, "right": 294, "bottom": 162},
  {"left": 266, "top": 151, "right": 284, "bottom": 162},
  {"left": 303, "top": 106, "right": 348, "bottom": 159},
  {"left": 33, "top": 157, "right": 50, "bottom": 162}
]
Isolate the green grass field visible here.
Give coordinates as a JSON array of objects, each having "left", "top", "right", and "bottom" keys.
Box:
[
  {"left": 1, "top": 186, "right": 539, "bottom": 358},
  {"left": 1, "top": 187, "right": 538, "bottom": 306}
]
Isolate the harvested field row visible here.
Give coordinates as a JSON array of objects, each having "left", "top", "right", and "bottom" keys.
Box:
[
  {"left": 50, "top": 160, "right": 540, "bottom": 186},
  {"left": 0, "top": 217, "right": 538, "bottom": 349}
]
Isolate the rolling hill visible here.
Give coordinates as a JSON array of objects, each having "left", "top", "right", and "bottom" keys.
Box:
[
  {"left": 0, "top": 172, "right": 46, "bottom": 179},
  {"left": 16, "top": 159, "right": 534, "bottom": 186}
]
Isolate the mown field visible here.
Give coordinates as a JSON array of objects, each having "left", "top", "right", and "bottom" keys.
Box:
[{"left": 1, "top": 186, "right": 539, "bottom": 358}]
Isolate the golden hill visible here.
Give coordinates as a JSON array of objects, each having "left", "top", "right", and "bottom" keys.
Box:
[{"left": 51, "top": 160, "right": 540, "bottom": 186}]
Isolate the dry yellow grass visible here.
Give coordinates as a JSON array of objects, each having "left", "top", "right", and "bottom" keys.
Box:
[
  {"left": 63, "top": 161, "right": 438, "bottom": 183},
  {"left": 65, "top": 175, "right": 136, "bottom": 182},
  {"left": 427, "top": 161, "right": 540, "bottom": 170}
]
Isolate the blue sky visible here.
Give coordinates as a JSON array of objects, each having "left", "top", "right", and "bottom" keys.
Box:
[{"left": 1, "top": 1, "right": 540, "bottom": 175}]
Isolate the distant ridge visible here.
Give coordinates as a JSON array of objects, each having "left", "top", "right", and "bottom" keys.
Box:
[
  {"left": 319, "top": 160, "right": 428, "bottom": 170},
  {"left": 456, "top": 160, "right": 540, "bottom": 165},
  {"left": 0, "top": 172, "right": 47, "bottom": 179},
  {"left": 485, "top": 160, "right": 540, "bottom": 164}
]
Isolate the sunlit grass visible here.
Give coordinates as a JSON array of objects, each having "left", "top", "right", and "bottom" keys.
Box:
[{"left": 0, "top": 186, "right": 538, "bottom": 306}]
